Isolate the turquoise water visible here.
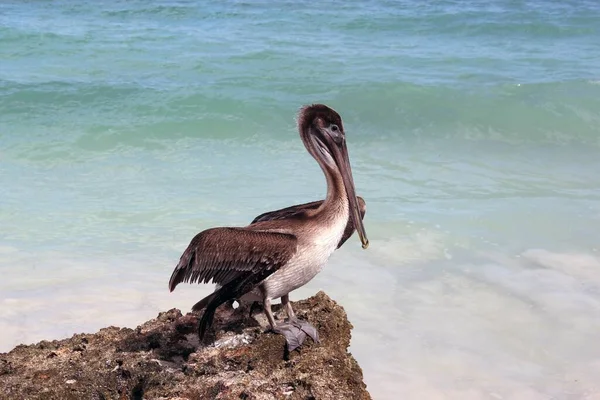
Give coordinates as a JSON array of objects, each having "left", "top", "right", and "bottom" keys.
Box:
[{"left": 2, "top": 1, "right": 600, "bottom": 398}]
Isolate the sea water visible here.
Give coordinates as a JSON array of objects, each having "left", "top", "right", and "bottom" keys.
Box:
[{"left": 1, "top": 1, "right": 600, "bottom": 398}]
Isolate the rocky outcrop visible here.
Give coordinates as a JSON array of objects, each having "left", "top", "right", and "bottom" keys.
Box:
[{"left": 0, "top": 291, "right": 371, "bottom": 400}]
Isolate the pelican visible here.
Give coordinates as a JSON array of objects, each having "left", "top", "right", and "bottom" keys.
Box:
[
  {"left": 205, "top": 196, "right": 366, "bottom": 315},
  {"left": 168, "top": 104, "right": 369, "bottom": 351}
]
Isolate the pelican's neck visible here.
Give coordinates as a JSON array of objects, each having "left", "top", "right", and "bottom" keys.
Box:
[
  {"left": 314, "top": 158, "right": 348, "bottom": 219},
  {"left": 300, "top": 126, "right": 348, "bottom": 220}
]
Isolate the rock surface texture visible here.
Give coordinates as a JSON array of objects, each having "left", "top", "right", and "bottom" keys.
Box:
[{"left": 0, "top": 291, "right": 371, "bottom": 400}]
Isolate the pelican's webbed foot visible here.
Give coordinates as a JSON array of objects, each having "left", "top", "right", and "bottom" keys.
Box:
[
  {"left": 271, "top": 317, "right": 319, "bottom": 352},
  {"left": 263, "top": 296, "right": 319, "bottom": 352},
  {"left": 289, "top": 316, "right": 319, "bottom": 344},
  {"left": 272, "top": 323, "right": 306, "bottom": 352}
]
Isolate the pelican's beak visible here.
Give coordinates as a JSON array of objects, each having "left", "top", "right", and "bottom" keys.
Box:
[{"left": 330, "top": 139, "right": 369, "bottom": 249}]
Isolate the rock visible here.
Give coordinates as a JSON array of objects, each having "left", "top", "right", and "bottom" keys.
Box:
[{"left": 0, "top": 291, "right": 371, "bottom": 399}]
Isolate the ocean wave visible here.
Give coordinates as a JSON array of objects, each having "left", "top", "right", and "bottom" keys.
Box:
[{"left": 1, "top": 79, "right": 599, "bottom": 148}]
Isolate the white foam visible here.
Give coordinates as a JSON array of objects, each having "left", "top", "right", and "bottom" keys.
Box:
[
  {"left": 317, "top": 247, "right": 600, "bottom": 399},
  {"left": 521, "top": 248, "right": 600, "bottom": 285}
]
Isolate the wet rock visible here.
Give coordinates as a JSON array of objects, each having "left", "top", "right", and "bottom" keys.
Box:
[{"left": 0, "top": 291, "right": 371, "bottom": 399}]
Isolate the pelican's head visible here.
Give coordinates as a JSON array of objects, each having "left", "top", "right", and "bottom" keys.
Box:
[{"left": 297, "top": 104, "right": 369, "bottom": 249}]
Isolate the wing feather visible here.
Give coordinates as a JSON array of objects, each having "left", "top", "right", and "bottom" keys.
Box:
[
  {"left": 250, "top": 200, "right": 322, "bottom": 224},
  {"left": 168, "top": 227, "right": 297, "bottom": 292}
]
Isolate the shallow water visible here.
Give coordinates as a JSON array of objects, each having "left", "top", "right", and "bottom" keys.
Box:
[{"left": 2, "top": 1, "right": 600, "bottom": 398}]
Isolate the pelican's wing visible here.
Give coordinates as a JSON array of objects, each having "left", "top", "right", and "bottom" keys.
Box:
[
  {"left": 168, "top": 227, "right": 297, "bottom": 292},
  {"left": 250, "top": 200, "right": 323, "bottom": 224},
  {"left": 250, "top": 196, "right": 367, "bottom": 249}
]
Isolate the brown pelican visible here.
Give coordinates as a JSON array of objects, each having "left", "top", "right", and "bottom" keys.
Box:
[
  {"left": 168, "top": 104, "right": 369, "bottom": 351},
  {"left": 202, "top": 196, "right": 366, "bottom": 316}
]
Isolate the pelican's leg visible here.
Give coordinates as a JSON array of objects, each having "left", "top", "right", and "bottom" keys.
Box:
[
  {"left": 281, "top": 294, "right": 319, "bottom": 344},
  {"left": 263, "top": 297, "right": 309, "bottom": 352},
  {"left": 248, "top": 300, "right": 261, "bottom": 318},
  {"left": 281, "top": 294, "right": 296, "bottom": 319}
]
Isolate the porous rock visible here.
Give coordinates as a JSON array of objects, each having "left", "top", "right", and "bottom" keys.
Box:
[{"left": 0, "top": 291, "right": 371, "bottom": 400}]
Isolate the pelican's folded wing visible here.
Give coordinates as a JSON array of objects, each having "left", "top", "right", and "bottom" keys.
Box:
[
  {"left": 250, "top": 200, "right": 323, "bottom": 224},
  {"left": 168, "top": 227, "right": 297, "bottom": 292}
]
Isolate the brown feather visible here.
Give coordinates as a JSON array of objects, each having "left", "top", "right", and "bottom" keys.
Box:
[{"left": 168, "top": 227, "right": 297, "bottom": 292}]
